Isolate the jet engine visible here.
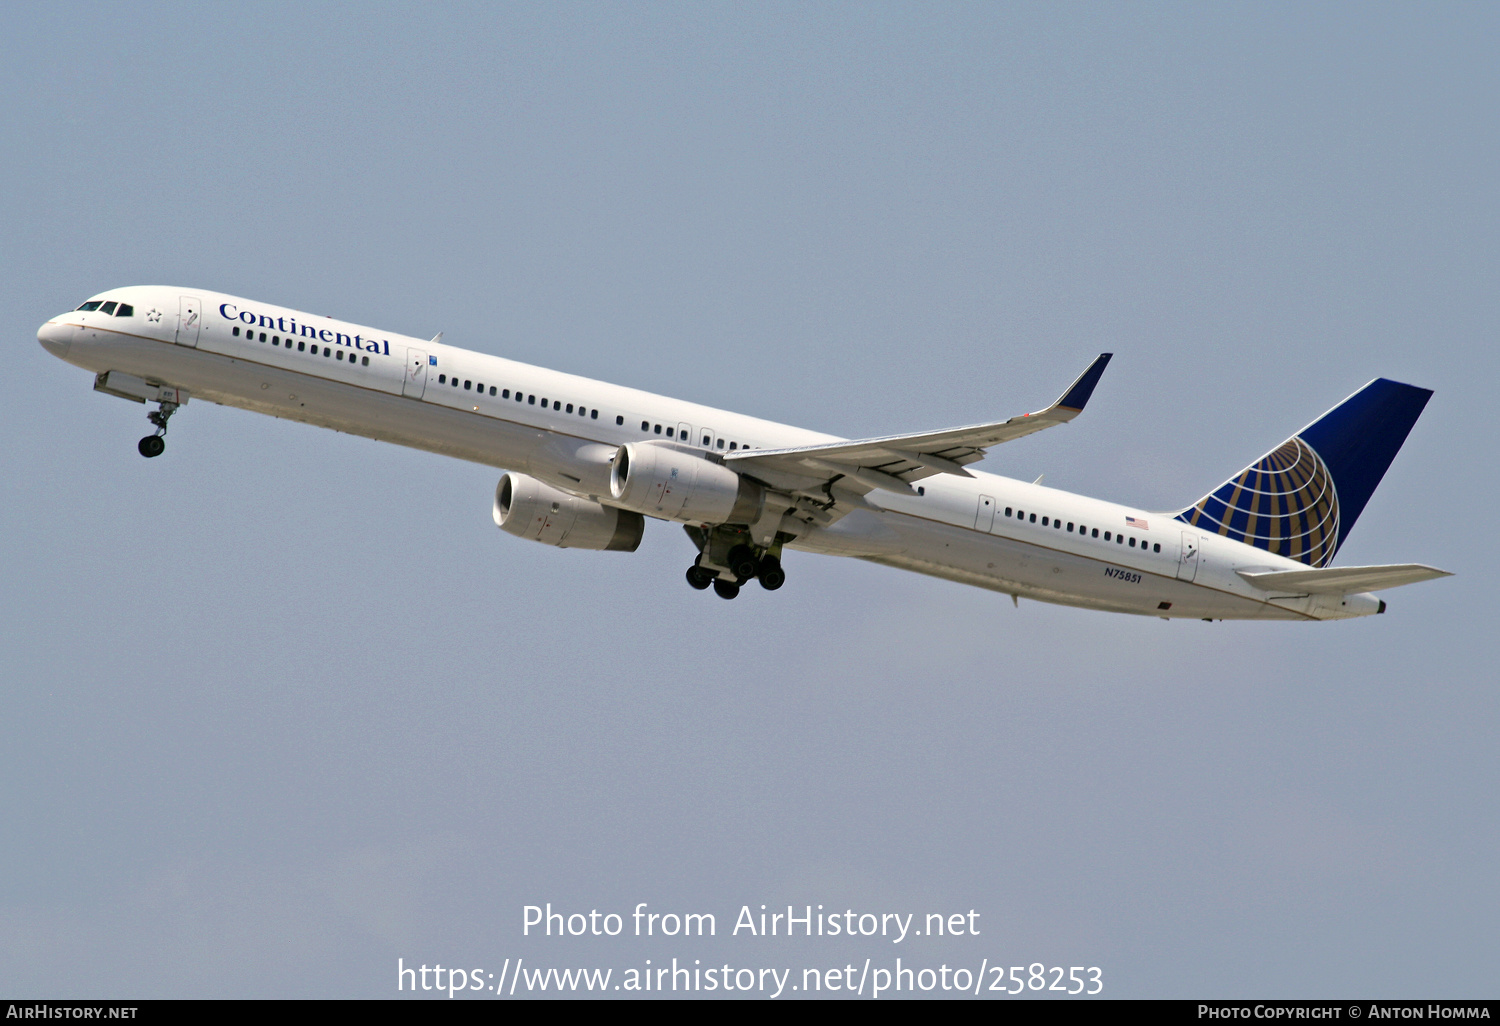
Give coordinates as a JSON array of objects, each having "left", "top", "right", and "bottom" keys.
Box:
[
  {"left": 493, "top": 473, "right": 644, "bottom": 551},
  {"left": 609, "top": 442, "right": 764, "bottom": 524}
]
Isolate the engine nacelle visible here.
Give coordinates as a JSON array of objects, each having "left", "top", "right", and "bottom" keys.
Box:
[
  {"left": 609, "top": 442, "right": 764, "bottom": 524},
  {"left": 493, "top": 473, "right": 644, "bottom": 551}
]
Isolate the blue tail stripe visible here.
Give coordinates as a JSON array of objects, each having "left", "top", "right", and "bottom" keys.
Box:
[
  {"left": 1176, "top": 378, "right": 1430, "bottom": 565},
  {"left": 1298, "top": 378, "right": 1432, "bottom": 551}
]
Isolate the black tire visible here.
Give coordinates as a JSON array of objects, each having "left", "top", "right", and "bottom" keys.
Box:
[
  {"left": 726, "top": 544, "right": 759, "bottom": 580},
  {"left": 712, "top": 579, "right": 740, "bottom": 600},
  {"left": 685, "top": 566, "right": 713, "bottom": 590},
  {"left": 762, "top": 561, "right": 786, "bottom": 594},
  {"left": 138, "top": 435, "right": 165, "bottom": 458}
]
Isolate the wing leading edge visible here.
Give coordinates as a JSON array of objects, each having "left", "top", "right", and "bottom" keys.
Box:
[{"left": 724, "top": 353, "right": 1112, "bottom": 496}]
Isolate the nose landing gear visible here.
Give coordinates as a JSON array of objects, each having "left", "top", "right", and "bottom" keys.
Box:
[{"left": 138, "top": 399, "right": 179, "bottom": 458}]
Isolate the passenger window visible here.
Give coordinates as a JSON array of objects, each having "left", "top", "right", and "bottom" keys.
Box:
[
  {"left": 1091, "top": 528, "right": 1098, "bottom": 538},
  {"left": 728, "top": 441, "right": 737, "bottom": 450},
  {"left": 273, "top": 336, "right": 281, "bottom": 345},
  {"left": 529, "top": 395, "right": 536, "bottom": 405},
  {"left": 1129, "top": 537, "right": 1136, "bottom": 547},
  {"left": 592, "top": 410, "right": 599, "bottom": 419},
  {"left": 1116, "top": 534, "right": 1123, "bottom": 543},
  {"left": 337, "top": 350, "right": 345, "bottom": 360},
  {"left": 77, "top": 301, "right": 103, "bottom": 311},
  {"left": 641, "top": 421, "right": 649, "bottom": 430},
  {"left": 716, "top": 438, "right": 725, "bottom": 449},
  {"left": 232, "top": 326, "right": 241, "bottom": 336},
  {"left": 464, "top": 380, "right": 471, "bottom": 390},
  {"left": 554, "top": 401, "right": 561, "bottom": 411},
  {"left": 99, "top": 301, "right": 118, "bottom": 315},
  {"left": 115, "top": 304, "right": 133, "bottom": 317},
  {"left": 259, "top": 332, "right": 266, "bottom": 342},
  {"left": 541, "top": 397, "right": 548, "bottom": 406},
  {"left": 489, "top": 386, "right": 496, "bottom": 396},
  {"left": 1005, "top": 507, "right": 1012, "bottom": 517},
  {"left": 702, "top": 435, "right": 711, "bottom": 446},
  {"left": 665, "top": 427, "right": 674, "bottom": 438},
  {"left": 616, "top": 415, "right": 623, "bottom": 425},
  {"left": 1067, "top": 522, "right": 1074, "bottom": 532},
  {"left": 1104, "top": 531, "right": 1111, "bottom": 541},
  {"left": 566, "top": 403, "right": 574, "bottom": 414},
  {"left": 323, "top": 347, "right": 331, "bottom": 356},
  {"left": 1042, "top": 516, "right": 1049, "bottom": 527},
  {"left": 476, "top": 382, "right": 483, "bottom": 392},
  {"left": 297, "top": 341, "right": 305, "bottom": 351},
  {"left": 439, "top": 374, "right": 446, "bottom": 384},
  {"left": 1029, "top": 513, "right": 1036, "bottom": 523},
  {"left": 362, "top": 356, "right": 369, "bottom": 366},
  {"left": 1153, "top": 543, "right": 1161, "bottom": 553},
  {"left": 654, "top": 424, "right": 662, "bottom": 434},
  {"left": 1055, "top": 519, "right": 1061, "bottom": 529}
]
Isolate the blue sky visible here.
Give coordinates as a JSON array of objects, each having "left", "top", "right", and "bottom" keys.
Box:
[{"left": 2, "top": 2, "right": 1495, "bottom": 997}]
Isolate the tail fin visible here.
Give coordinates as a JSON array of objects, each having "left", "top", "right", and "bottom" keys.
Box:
[{"left": 1176, "top": 378, "right": 1432, "bottom": 567}]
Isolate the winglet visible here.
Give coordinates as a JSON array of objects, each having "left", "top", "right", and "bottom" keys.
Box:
[{"left": 1055, "top": 353, "right": 1112, "bottom": 412}]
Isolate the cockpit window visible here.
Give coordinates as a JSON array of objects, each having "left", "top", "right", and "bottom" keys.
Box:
[
  {"left": 99, "top": 301, "right": 118, "bottom": 315},
  {"left": 77, "top": 301, "right": 103, "bottom": 311},
  {"left": 115, "top": 304, "right": 134, "bottom": 317}
]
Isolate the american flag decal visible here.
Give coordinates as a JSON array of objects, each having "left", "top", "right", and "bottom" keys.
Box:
[{"left": 1126, "top": 516, "right": 1149, "bottom": 529}]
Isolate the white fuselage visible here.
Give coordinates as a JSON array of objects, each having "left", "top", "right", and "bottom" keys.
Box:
[{"left": 38, "top": 287, "right": 1381, "bottom": 621}]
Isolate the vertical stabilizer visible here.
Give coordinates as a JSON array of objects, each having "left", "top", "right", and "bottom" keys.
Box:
[{"left": 1176, "top": 378, "right": 1432, "bottom": 566}]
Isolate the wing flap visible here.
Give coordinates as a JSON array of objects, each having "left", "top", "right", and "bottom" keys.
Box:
[{"left": 1236, "top": 563, "right": 1452, "bottom": 594}]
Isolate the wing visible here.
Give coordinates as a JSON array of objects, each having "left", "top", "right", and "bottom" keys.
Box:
[
  {"left": 724, "top": 353, "right": 1112, "bottom": 497},
  {"left": 1236, "top": 563, "right": 1452, "bottom": 594}
]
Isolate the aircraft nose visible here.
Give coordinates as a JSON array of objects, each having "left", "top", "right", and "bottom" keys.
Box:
[{"left": 37, "top": 319, "right": 74, "bottom": 357}]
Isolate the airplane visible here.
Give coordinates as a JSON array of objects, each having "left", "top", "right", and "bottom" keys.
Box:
[{"left": 36, "top": 287, "right": 1450, "bottom": 620}]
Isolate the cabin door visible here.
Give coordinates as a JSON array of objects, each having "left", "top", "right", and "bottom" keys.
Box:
[
  {"left": 1176, "top": 531, "right": 1201, "bottom": 582},
  {"left": 403, "top": 349, "right": 429, "bottom": 398},
  {"left": 175, "top": 295, "right": 202, "bottom": 347},
  {"left": 975, "top": 494, "right": 996, "bottom": 532}
]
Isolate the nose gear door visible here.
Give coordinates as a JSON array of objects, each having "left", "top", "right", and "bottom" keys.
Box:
[{"left": 175, "top": 296, "right": 202, "bottom": 347}]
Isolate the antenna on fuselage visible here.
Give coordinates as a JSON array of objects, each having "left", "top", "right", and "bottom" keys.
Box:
[{"left": 430, "top": 332, "right": 443, "bottom": 345}]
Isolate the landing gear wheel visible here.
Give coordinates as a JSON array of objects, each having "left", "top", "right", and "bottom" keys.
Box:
[
  {"left": 726, "top": 544, "right": 759, "bottom": 581},
  {"left": 757, "top": 556, "right": 785, "bottom": 591},
  {"left": 685, "top": 565, "right": 714, "bottom": 590},
  {"left": 138, "top": 435, "right": 165, "bottom": 458},
  {"left": 712, "top": 579, "right": 740, "bottom": 600}
]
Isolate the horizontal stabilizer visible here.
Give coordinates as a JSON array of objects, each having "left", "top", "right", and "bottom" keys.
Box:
[{"left": 1236, "top": 563, "right": 1452, "bottom": 594}]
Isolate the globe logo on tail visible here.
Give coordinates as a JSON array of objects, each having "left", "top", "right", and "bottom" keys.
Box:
[{"left": 1177, "top": 437, "right": 1340, "bottom": 567}]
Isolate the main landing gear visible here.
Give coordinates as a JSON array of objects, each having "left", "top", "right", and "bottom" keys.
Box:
[
  {"left": 683, "top": 526, "right": 788, "bottom": 600},
  {"left": 137, "top": 399, "right": 179, "bottom": 458}
]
